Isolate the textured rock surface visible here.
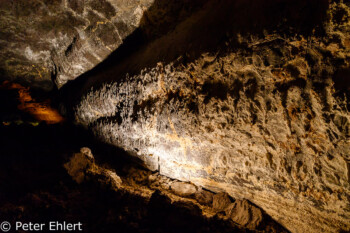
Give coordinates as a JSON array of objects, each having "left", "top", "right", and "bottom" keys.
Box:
[
  {"left": 61, "top": 147, "right": 286, "bottom": 232},
  {"left": 170, "top": 181, "right": 197, "bottom": 197},
  {"left": 64, "top": 147, "right": 123, "bottom": 188},
  {"left": 72, "top": 1, "right": 350, "bottom": 232},
  {"left": 64, "top": 148, "right": 95, "bottom": 184},
  {"left": 212, "top": 192, "right": 232, "bottom": 211},
  {"left": 195, "top": 188, "right": 214, "bottom": 206},
  {"left": 0, "top": 0, "right": 154, "bottom": 89},
  {"left": 226, "top": 199, "right": 264, "bottom": 229},
  {"left": 0, "top": 122, "right": 286, "bottom": 233}
]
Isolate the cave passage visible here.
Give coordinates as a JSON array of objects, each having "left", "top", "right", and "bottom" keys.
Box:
[
  {"left": 0, "top": 0, "right": 349, "bottom": 233},
  {"left": 0, "top": 84, "right": 286, "bottom": 233}
]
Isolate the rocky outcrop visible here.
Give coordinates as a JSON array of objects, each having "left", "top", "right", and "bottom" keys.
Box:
[
  {"left": 226, "top": 199, "right": 264, "bottom": 230},
  {"left": 0, "top": 0, "right": 154, "bottom": 89},
  {"left": 72, "top": 1, "right": 350, "bottom": 232},
  {"left": 63, "top": 147, "right": 286, "bottom": 232},
  {"left": 170, "top": 181, "right": 197, "bottom": 197},
  {"left": 212, "top": 193, "right": 232, "bottom": 212},
  {"left": 64, "top": 147, "right": 122, "bottom": 189}
]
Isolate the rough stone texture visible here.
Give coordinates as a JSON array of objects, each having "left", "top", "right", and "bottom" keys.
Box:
[
  {"left": 72, "top": 1, "right": 350, "bottom": 232},
  {"left": 212, "top": 192, "right": 232, "bottom": 211},
  {"left": 170, "top": 181, "right": 197, "bottom": 197},
  {"left": 225, "top": 199, "right": 264, "bottom": 229},
  {"left": 60, "top": 148, "right": 287, "bottom": 232},
  {"left": 0, "top": 0, "right": 154, "bottom": 89},
  {"left": 64, "top": 147, "right": 95, "bottom": 184},
  {"left": 80, "top": 147, "right": 94, "bottom": 160},
  {"left": 103, "top": 169, "right": 123, "bottom": 189},
  {"left": 195, "top": 188, "right": 214, "bottom": 206},
  {"left": 64, "top": 147, "right": 122, "bottom": 188}
]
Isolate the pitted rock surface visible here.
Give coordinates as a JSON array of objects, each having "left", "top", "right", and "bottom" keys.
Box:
[{"left": 73, "top": 1, "right": 350, "bottom": 232}]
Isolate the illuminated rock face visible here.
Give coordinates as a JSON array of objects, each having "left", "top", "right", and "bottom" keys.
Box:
[
  {"left": 75, "top": 57, "right": 350, "bottom": 233},
  {"left": 0, "top": 0, "right": 153, "bottom": 89},
  {"left": 73, "top": 1, "right": 350, "bottom": 232}
]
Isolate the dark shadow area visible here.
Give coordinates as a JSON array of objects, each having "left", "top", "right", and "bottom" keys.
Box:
[
  {"left": 59, "top": 0, "right": 329, "bottom": 118},
  {"left": 333, "top": 67, "right": 350, "bottom": 110}
]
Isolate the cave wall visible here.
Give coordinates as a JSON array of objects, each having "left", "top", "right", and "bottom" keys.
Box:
[
  {"left": 0, "top": 0, "right": 154, "bottom": 89},
  {"left": 72, "top": 1, "right": 350, "bottom": 232},
  {"left": 1, "top": 0, "right": 349, "bottom": 232}
]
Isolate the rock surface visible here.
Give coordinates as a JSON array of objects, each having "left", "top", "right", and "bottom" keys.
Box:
[
  {"left": 61, "top": 147, "right": 286, "bottom": 232},
  {"left": 0, "top": 0, "right": 154, "bottom": 89},
  {"left": 212, "top": 192, "right": 232, "bottom": 211},
  {"left": 226, "top": 199, "right": 264, "bottom": 229},
  {"left": 195, "top": 188, "right": 214, "bottom": 206},
  {"left": 64, "top": 147, "right": 95, "bottom": 184},
  {"left": 170, "top": 181, "right": 197, "bottom": 197},
  {"left": 2, "top": 0, "right": 349, "bottom": 232},
  {"left": 72, "top": 1, "right": 350, "bottom": 232},
  {"left": 64, "top": 147, "right": 122, "bottom": 188},
  {"left": 0, "top": 123, "right": 286, "bottom": 233}
]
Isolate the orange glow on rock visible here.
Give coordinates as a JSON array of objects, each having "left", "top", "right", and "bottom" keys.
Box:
[{"left": 1, "top": 81, "right": 65, "bottom": 124}]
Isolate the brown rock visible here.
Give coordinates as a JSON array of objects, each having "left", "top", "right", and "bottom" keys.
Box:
[
  {"left": 212, "top": 192, "right": 232, "bottom": 211},
  {"left": 80, "top": 147, "right": 94, "bottom": 161},
  {"left": 71, "top": 1, "right": 350, "bottom": 232},
  {"left": 171, "top": 181, "right": 197, "bottom": 197},
  {"left": 195, "top": 188, "right": 214, "bottom": 206},
  {"left": 104, "top": 170, "right": 122, "bottom": 189},
  {"left": 226, "top": 199, "right": 263, "bottom": 230},
  {"left": 148, "top": 173, "right": 159, "bottom": 183},
  {"left": 64, "top": 148, "right": 122, "bottom": 189},
  {"left": 64, "top": 150, "right": 94, "bottom": 184}
]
